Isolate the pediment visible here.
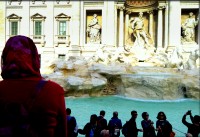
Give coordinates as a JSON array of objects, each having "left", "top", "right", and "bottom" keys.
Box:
[
  {"left": 31, "top": 13, "right": 46, "bottom": 19},
  {"left": 55, "top": 13, "right": 71, "bottom": 19},
  {"left": 7, "top": 14, "right": 22, "bottom": 19}
]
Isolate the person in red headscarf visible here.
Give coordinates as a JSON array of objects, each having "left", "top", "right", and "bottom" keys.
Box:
[{"left": 0, "top": 35, "right": 67, "bottom": 137}]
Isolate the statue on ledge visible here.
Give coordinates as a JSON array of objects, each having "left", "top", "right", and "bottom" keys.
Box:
[
  {"left": 87, "top": 14, "right": 101, "bottom": 44},
  {"left": 181, "top": 12, "right": 199, "bottom": 43},
  {"left": 131, "top": 12, "right": 152, "bottom": 48}
]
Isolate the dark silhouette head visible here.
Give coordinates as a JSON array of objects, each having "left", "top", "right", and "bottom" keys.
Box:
[
  {"left": 142, "top": 112, "right": 149, "bottom": 119},
  {"left": 66, "top": 108, "right": 71, "bottom": 115},
  {"left": 90, "top": 114, "right": 98, "bottom": 124},
  {"left": 157, "top": 111, "right": 167, "bottom": 120},
  {"left": 113, "top": 111, "right": 118, "bottom": 118},
  {"left": 193, "top": 115, "right": 200, "bottom": 124},
  {"left": 131, "top": 110, "right": 138, "bottom": 118},
  {"left": 100, "top": 110, "right": 105, "bottom": 116}
]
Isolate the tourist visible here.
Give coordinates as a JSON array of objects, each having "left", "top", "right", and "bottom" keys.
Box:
[
  {"left": 0, "top": 35, "right": 67, "bottom": 137},
  {"left": 78, "top": 114, "right": 98, "bottom": 137},
  {"left": 156, "top": 111, "right": 173, "bottom": 137},
  {"left": 126, "top": 110, "right": 143, "bottom": 137},
  {"left": 97, "top": 110, "right": 108, "bottom": 137},
  {"left": 66, "top": 108, "right": 78, "bottom": 137},
  {"left": 141, "top": 112, "right": 156, "bottom": 137},
  {"left": 182, "top": 110, "right": 200, "bottom": 137},
  {"left": 108, "top": 111, "right": 122, "bottom": 137}
]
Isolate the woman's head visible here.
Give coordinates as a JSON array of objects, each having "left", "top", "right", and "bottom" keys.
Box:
[
  {"left": 142, "top": 112, "right": 149, "bottom": 120},
  {"left": 156, "top": 111, "right": 167, "bottom": 120},
  {"left": 90, "top": 114, "right": 97, "bottom": 124},
  {"left": 1, "top": 35, "right": 41, "bottom": 79}
]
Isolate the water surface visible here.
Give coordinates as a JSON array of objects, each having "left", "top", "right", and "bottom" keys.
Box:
[{"left": 65, "top": 95, "right": 200, "bottom": 137}]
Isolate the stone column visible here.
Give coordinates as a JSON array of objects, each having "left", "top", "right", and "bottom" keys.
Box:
[
  {"left": 125, "top": 11, "right": 131, "bottom": 45},
  {"left": 168, "top": 1, "right": 181, "bottom": 50},
  {"left": 117, "top": 5, "right": 125, "bottom": 47},
  {"left": 157, "top": 6, "right": 164, "bottom": 49},
  {"left": 69, "top": 1, "right": 81, "bottom": 56},
  {"left": 71, "top": 1, "right": 80, "bottom": 47},
  {"left": 147, "top": 10, "right": 154, "bottom": 40},
  {"left": 164, "top": 3, "right": 169, "bottom": 49}
]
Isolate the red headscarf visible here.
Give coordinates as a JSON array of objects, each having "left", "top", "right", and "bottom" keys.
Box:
[{"left": 1, "top": 35, "right": 41, "bottom": 79}]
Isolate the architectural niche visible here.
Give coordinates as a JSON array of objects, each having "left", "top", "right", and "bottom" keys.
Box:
[{"left": 55, "top": 13, "right": 71, "bottom": 47}]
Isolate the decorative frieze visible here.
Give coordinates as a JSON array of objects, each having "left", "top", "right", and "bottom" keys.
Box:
[{"left": 8, "top": 0, "right": 21, "bottom": 5}]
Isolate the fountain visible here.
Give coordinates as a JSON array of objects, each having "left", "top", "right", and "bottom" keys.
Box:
[{"left": 42, "top": 46, "right": 200, "bottom": 100}]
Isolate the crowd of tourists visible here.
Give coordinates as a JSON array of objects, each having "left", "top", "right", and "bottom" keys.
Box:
[{"left": 66, "top": 109, "right": 200, "bottom": 137}]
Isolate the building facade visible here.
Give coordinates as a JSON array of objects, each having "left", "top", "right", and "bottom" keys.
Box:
[{"left": 0, "top": 0, "right": 199, "bottom": 69}]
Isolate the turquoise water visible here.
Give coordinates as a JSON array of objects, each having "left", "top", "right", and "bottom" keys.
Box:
[{"left": 65, "top": 95, "right": 200, "bottom": 137}]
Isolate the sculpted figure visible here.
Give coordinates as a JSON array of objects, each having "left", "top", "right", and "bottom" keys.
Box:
[
  {"left": 87, "top": 14, "right": 101, "bottom": 43},
  {"left": 181, "top": 12, "right": 199, "bottom": 43},
  {"left": 131, "top": 12, "right": 151, "bottom": 47},
  {"left": 185, "top": 49, "right": 199, "bottom": 69},
  {"left": 167, "top": 47, "right": 184, "bottom": 69}
]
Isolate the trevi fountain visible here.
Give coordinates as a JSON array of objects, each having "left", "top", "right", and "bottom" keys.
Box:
[{"left": 0, "top": 1, "right": 199, "bottom": 136}]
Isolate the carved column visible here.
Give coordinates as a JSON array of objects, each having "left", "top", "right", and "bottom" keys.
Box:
[
  {"left": 118, "top": 6, "right": 125, "bottom": 47},
  {"left": 125, "top": 10, "right": 131, "bottom": 45},
  {"left": 157, "top": 6, "right": 164, "bottom": 49},
  {"left": 147, "top": 10, "right": 154, "bottom": 40}
]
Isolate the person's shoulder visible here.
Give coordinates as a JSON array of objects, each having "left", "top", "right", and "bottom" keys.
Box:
[
  {"left": 71, "top": 116, "right": 76, "bottom": 120},
  {"left": 44, "top": 80, "right": 64, "bottom": 94}
]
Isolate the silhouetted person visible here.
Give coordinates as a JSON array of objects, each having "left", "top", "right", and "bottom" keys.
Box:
[
  {"left": 66, "top": 108, "right": 78, "bottom": 137},
  {"left": 97, "top": 110, "right": 108, "bottom": 137},
  {"left": 141, "top": 112, "right": 156, "bottom": 137},
  {"left": 108, "top": 111, "right": 122, "bottom": 137},
  {"left": 78, "top": 114, "right": 98, "bottom": 137},
  {"left": 126, "top": 110, "right": 143, "bottom": 137},
  {"left": 0, "top": 35, "right": 67, "bottom": 137},
  {"left": 156, "top": 111, "right": 172, "bottom": 137},
  {"left": 182, "top": 110, "right": 200, "bottom": 137}
]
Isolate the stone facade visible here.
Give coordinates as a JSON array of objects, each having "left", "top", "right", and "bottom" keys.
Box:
[{"left": 0, "top": 1, "right": 199, "bottom": 70}]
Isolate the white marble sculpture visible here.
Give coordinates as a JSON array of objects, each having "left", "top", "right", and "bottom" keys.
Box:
[
  {"left": 181, "top": 12, "right": 199, "bottom": 43},
  {"left": 131, "top": 12, "right": 152, "bottom": 48},
  {"left": 87, "top": 14, "right": 101, "bottom": 44},
  {"left": 184, "top": 49, "right": 200, "bottom": 69},
  {"left": 167, "top": 47, "right": 184, "bottom": 69}
]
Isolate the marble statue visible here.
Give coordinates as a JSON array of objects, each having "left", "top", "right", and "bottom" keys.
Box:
[
  {"left": 91, "top": 46, "right": 108, "bottom": 64},
  {"left": 167, "top": 47, "right": 184, "bottom": 69},
  {"left": 87, "top": 14, "right": 101, "bottom": 44},
  {"left": 185, "top": 49, "right": 199, "bottom": 69},
  {"left": 131, "top": 12, "right": 151, "bottom": 48},
  {"left": 181, "top": 12, "right": 199, "bottom": 43}
]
